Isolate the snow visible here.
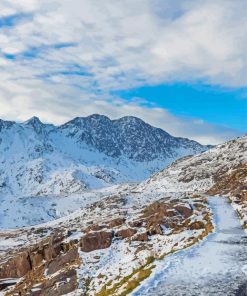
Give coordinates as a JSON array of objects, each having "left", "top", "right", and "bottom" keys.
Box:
[
  {"left": 137, "top": 135, "right": 246, "bottom": 194},
  {"left": 0, "top": 116, "right": 207, "bottom": 229},
  {"left": 0, "top": 118, "right": 245, "bottom": 295},
  {"left": 131, "top": 197, "right": 247, "bottom": 296},
  {"left": 0, "top": 185, "right": 125, "bottom": 229}
]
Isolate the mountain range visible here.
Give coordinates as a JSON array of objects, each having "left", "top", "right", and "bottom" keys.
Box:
[{"left": 0, "top": 114, "right": 208, "bottom": 197}]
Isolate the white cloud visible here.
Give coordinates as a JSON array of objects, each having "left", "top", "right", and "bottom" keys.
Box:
[
  {"left": 0, "top": 80, "right": 242, "bottom": 145},
  {"left": 0, "top": 0, "right": 245, "bottom": 144}
]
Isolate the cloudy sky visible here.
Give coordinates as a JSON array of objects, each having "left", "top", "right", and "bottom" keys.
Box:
[{"left": 0, "top": 0, "right": 246, "bottom": 144}]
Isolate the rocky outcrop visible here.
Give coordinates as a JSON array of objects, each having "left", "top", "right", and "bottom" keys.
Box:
[
  {"left": 207, "top": 163, "right": 247, "bottom": 229},
  {"left": 108, "top": 217, "right": 125, "bottom": 228},
  {"left": 207, "top": 163, "right": 247, "bottom": 196},
  {"left": 116, "top": 228, "right": 137, "bottom": 239},
  {"left": 132, "top": 232, "right": 149, "bottom": 242},
  {"left": 189, "top": 221, "right": 205, "bottom": 230},
  {"left": 0, "top": 233, "right": 80, "bottom": 296},
  {"left": 0, "top": 193, "right": 213, "bottom": 296},
  {"left": 47, "top": 247, "right": 79, "bottom": 275},
  {"left": 0, "top": 251, "right": 31, "bottom": 278},
  {"left": 80, "top": 231, "right": 113, "bottom": 252},
  {"left": 30, "top": 269, "right": 78, "bottom": 296},
  {"left": 174, "top": 205, "right": 193, "bottom": 219}
]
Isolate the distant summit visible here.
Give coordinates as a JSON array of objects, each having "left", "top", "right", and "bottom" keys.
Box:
[{"left": 0, "top": 114, "right": 208, "bottom": 196}]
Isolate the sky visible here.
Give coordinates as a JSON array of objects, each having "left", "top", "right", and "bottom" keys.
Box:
[{"left": 0, "top": 0, "right": 246, "bottom": 144}]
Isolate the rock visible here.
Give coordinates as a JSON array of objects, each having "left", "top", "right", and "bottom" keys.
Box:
[
  {"left": 43, "top": 234, "right": 64, "bottom": 261},
  {"left": 142, "top": 201, "right": 168, "bottom": 218},
  {"left": 30, "top": 251, "right": 43, "bottom": 268},
  {"left": 42, "top": 269, "right": 78, "bottom": 296},
  {"left": 174, "top": 205, "right": 193, "bottom": 218},
  {"left": 0, "top": 251, "right": 32, "bottom": 278},
  {"left": 1, "top": 238, "right": 80, "bottom": 296},
  {"left": 129, "top": 220, "right": 144, "bottom": 228},
  {"left": 80, "top": 231, "right": 113, "bottom": 252},
  {"left": 132, "top": 232, "right": 148, "bottom": 242},
  {"left": 147, "top": 224, "right": 163, "bottom": 235},
  {"left": 189, "top": 221, "right": 205, "bottom": 230},
  {"left": 116, "top": 228, "right": 137, "bottom": 239},
  {"left": 15, "top": 269, "right": 78, "bottom": 296},
  {"left": 108, "top": 217, "right": 125, "bottom": 228},
  {"left": 85, "top": 224, "right": 107, "bottom": 232},
  {"left": 47, "top": 247, "right": 79, "bottom": 275}
]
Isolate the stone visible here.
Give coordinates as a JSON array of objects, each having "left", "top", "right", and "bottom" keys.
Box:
[
  {"left": 80, "top": 231, "right": 113, "bottom": 252},
  {"left": 116, "top": 228, "right": 137, "bottom": 239},
  {"left": 147, "top": 224, "right": 163, "bottom": 235},
  {"left": 174, "top": 205, "right": 193, "bottom": 218},
  {"left": 108, "top": 218, "right": 125, "bottom": 228},
  {"left": 132, "top": 232, "right": 148, "bottom": 242},
  {"left": 189, "top": 221, "right": 205, "bottom": 230},
  {"left": 47, "top": 247, "right": 79, "bottom": 275}
]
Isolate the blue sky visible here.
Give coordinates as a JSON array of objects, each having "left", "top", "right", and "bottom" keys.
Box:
[
  {"left": 0, "top": 0, "right": 246, "bottom": 144},
  {"left": 115, "top": 83, "right": 247, "bottom": 132}
]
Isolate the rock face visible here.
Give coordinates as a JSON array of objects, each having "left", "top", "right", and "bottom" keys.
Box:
[
  {"left": 80, "top": 231, "right": 113, "bottom": 252},
  {"left": 116, "top": 228, "right": 137, "bottom": 239},
  {"left": 61, "top": 115, "right": 207, "bottom": 162},
  {"left": 0, "top": 233, "right": 80, "bottom": 296},
  {"left": 0, "top": 251, "right": 32, "bottom": 278},
  {"left": 174, "top": 205, "right": 193, "bottom": 219}
]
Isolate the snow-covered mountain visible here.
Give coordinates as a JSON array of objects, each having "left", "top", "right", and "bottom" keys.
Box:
[
  {"left": 0, "top": 114, "right": 208, "bottom": 197},
  {"left": 136, "top": 134, "right": 247, "bottom": 195},
  {"left": 1, "top": 134, "right": 245, "bottom": 296}
]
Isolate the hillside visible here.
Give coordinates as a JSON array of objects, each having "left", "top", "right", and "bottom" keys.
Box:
[{"left": 136, "top": 135, "right": 246, "bottom": 194}]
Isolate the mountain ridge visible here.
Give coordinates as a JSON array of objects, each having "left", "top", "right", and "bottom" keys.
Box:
[{"left": 0, "top": 114, "right": 208, "bottom": 197}]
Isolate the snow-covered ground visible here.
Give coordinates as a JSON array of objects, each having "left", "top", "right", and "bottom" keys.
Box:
[
  {"left": 0, "top": 185, "right": 126, "bottom": 229},
  {"left": 131, "top": 197, "right": 247, "bottom": 296}
]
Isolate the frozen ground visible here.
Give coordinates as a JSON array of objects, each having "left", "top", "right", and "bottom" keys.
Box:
[{"left": 132, "top": 197, "right": 247, "bottom": 296}]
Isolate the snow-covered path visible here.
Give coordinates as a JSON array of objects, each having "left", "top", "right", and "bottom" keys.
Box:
[{"left": 132, "top": 197, "right": 247, "bottom": 296}]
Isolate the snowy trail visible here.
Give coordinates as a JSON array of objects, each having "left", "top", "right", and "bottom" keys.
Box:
[{"left": 132, "top": 197, "right": 247, "bottom": 296}]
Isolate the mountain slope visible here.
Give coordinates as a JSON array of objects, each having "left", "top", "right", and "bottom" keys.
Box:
[
  {"left": 136, "top": 135, "right": 246, "bottom": 194},
  {"left": 135, "top": 135, "right": 247, "bottom": 228},
  {"left": 0, "top": 114, "right": 208, "bottom": 197}
]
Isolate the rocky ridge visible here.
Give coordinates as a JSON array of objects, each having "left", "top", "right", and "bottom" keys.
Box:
[{"left": 0, "top": 114, "right": 207, "bottom": 197}]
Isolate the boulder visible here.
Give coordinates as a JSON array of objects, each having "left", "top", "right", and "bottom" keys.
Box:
[
  {"left": 116, "top": 228, "right": 137, "bottom": 239},
  {"left": 132, "top": 232, "right": 148, "bottom": 242},
  {"left": 0, "top": 251, "right": 32, "bottom": 278},
  {"left": 174, "top": 205, "right": 193, "bottom": 218},
  {"left": 108, "top": 217, "right": 125, "bottom": 228},
  {"left": 147, "top": 224, "right": 163, "bottom": 235},
  {"left": 47, "top": 247, "right": 79, "bottom": 275},
  {"left": 80, "top": 231, "right": 113, "bottom": 252}
]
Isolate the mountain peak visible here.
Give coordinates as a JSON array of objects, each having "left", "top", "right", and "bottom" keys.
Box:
[
  {"left": 24, "top": 116, "right": 43, "bottom": 126},
  {"left": 115, "top": 116, "right": 147, "bottom": 125},
  {"left": 23, "top": 116, "right": 48, "bottom": 134},
  {"left": 87, "top": 114, "right": 110, "bottom": 121}
]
